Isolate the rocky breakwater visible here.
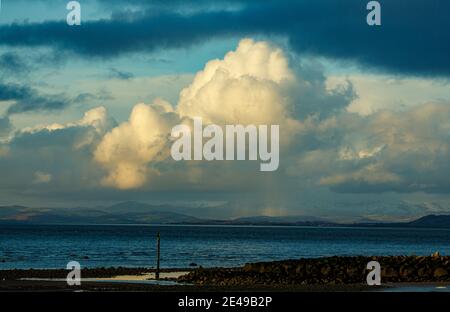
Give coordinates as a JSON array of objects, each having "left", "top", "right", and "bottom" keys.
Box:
[{"left": 178, "top": 255, "right": 450, "bottom": 286}]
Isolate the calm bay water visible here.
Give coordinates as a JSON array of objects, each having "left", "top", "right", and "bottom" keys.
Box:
[{"left": 1, "top": 224, "right": 450, "bottom": 270}]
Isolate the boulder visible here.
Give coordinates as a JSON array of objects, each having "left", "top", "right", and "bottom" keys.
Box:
[
  {"left": 400, "top": 266, "right": 415, "bottom": 278},
  {"left": 382, "top": 267, "right": 398, "bottom": 278},
  {"left": 431, "top": 251, "right": 441, "bottom": 258},
  {"left": 433, "top": 268, "right": 448, "bottom": 278},
  {"left": 320, "top": 264, "right": 331, "bottom": 276}
]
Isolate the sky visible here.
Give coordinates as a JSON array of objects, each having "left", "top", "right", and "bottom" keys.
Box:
[{"left": 1, "top": 0, "right": 450, "bottom": 222}]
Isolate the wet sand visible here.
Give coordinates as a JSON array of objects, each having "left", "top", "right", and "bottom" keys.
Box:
[{"left": 2, "top": 278, "right": 448, "bottom": 292}]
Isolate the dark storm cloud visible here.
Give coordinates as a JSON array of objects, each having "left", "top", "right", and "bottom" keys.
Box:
[
  {"left": 0, "top": 52, "right": 30, "bottom": 75},
  {"left": 108, "top": 68, "right": 134, "bottom": 80},
  {"left": 74, "top": 90, "right": 114, "bottom": 103},
  {"left": 0, "top": 81, "right": 102, "bottom": 114},
  {"left": 0, "top": 81, "right": 70, "bottom": 114},
  {"left": 0, "top": 0, "right": 449, "bottom": 76},
  {"left": 0, "top": 50, "right": 68, "bottom": 79}
]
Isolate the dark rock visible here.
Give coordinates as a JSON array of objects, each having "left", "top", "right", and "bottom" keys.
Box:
[
  {"left": 320, "top": 265, "right": 331, "bottom": 276},
  {"left": 434, "top": 268, "right": 448, "bottom": 278},
  {"left": 177, "top": 256, "right": 450, "bottom": 287},
  {"left": 417, "top": 267, "right": 429, "bottom": 278},
  {"left": 400, "top": 266, "right": 415, "bottom": 278},
  {"left": 346, "top": 266, "right": 359, "bottom": 276},
  {"left": 431, "top": 251, "right": 441, "bottom": 258},
  {"left": 243, "top": 264, "right": 253, "bottom": 272},
  {"left": 382, "top": 267, "right": 398, "bottom": 278}
]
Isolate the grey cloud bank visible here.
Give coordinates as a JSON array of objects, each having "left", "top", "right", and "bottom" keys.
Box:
[{"left": 0, "top": 0, "right": 449, "bottom": 76}]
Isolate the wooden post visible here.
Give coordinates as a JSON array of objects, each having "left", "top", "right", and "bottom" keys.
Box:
[{"left": 156, "top": 231, "right": 161, "bottom": 280}]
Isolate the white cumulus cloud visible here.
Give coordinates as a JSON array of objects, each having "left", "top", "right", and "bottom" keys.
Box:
[
  {"left": 94, "top": 39, "right": 303, "bottom": 189},
  {"left": 94, "top": 100, "right": 178, "bottom": 189}
]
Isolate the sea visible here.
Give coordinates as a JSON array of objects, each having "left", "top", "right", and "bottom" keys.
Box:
[{"left": 1, "top": 224, "right": 450, "bottom": 270}]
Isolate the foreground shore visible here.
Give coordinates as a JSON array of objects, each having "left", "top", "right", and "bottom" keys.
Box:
[{"left": 1, "top": 255, "right": 449, "bottom": 291}]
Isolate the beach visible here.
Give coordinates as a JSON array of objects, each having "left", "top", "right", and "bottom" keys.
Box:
[{"left": 1, "top": 256, "right": 449, "bottom": 292}]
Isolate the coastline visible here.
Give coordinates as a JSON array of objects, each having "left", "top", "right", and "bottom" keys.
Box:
[{"left": 1, "top": 255, "right": 449, "bottom": 292}]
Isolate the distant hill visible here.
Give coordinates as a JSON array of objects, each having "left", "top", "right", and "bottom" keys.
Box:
[
  {"left": 223, "top": 215, "right": 333, "bottom": 226},
  {"left": 1, "top": 202, "right": 450, "bottom": 228},
  {"left": 406, "top": 215, "right": 450, "bottom": 228},
  {"left": 345, "top": 215, "right": 450, "bottom": 229},
  {"left": 0, "top": 203, "right": 202, "bottom": 225},
  {"left": 106, "top": 201, "right": 161, "bottom": 214}
]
